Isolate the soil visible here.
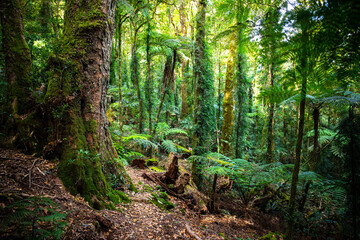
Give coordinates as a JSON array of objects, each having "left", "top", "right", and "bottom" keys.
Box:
[{"left": 0, "top": 148, "right": 285, "bottom": 240}]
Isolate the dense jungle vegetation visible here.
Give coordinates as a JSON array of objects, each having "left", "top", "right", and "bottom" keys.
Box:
[{"left": 0, "top": 0, "right": 359, "bottom": 239}]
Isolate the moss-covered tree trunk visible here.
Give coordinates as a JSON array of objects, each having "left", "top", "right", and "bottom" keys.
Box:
[
  {"left": 131, "top": 43, "right": 144, "bottom": 134},
  {"left": 265, "top": 63, "right": 275, "bottom": 163},
  {"left": 45, "top": 0, "right": 131, "bottom": 209},
  {"left": 192, "top": 0, "right": 216, "bottom": 188},
  {"left": 146, "top": 21, "right": 152, "bottom": 135},
  {"left": 179, "top": 1, "right": 189, "bottom": 119},
  {"left": 117, "top": 13, "right": 127, "bottom": 131},
  {"left": 221, "top": 34, "right": 236, "bottom": 156},
  {"left": 1, "top": 0, "right": 32, "bottom": 130},
  {"left": 154, "top": 52, "right": 176, "bottom": 134}
]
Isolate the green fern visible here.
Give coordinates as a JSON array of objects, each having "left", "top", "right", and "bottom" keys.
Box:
[
  {"left": 122, "top": 134, "right": 158, "bottom": 151},
  {"left": 163, "top": 128, "right": 188, "bottom": 138},
  {"left": 1, "top": 196, "right": 67, "bottom": 240},
  {"left": 161, "top": 140, "right": 177, "bottom": 153}
]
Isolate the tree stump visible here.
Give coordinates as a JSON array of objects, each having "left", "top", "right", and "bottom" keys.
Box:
[
  {"left": 131, "top": 159, "right": 146, "bottom": 169},
  {"left": 163, "top": 153, "right": 179, "bottom": 184}
]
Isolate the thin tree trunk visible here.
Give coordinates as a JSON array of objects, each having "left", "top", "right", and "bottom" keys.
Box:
[
  {"left": 217, "top": 60, "right": 222, "bottom": 128},
  {"left": 132, "top": 43, "right": 143, "bottom": 133},
  {"left": 146, "top": 21, "right": 152, "bottom": 135},
  {"left": 299, "top": 107, "right": 320, "bottom": 211},
  {"left": 180, "top": 60, "right": 189, "bottom": 119},
  {"left": 286, "top": 76, "right": 307, "bottom": 239},
  {"left": 265, "top": 63, "right": 275, "bottom": 162},
  {"left": 349, "top": 105, "right": 358, "bottom": 240},
  {"left": 118, "top": 18, "right": 124, "bottom": 130},
  {"left": 283, "top": 106, "right": 287, "bottom": 151},
  {"left": 209, "top": 173, "right": 218, "bottom": 213},
  {"left": 153, "top": 51, "right": 177, "bottom": 134}
]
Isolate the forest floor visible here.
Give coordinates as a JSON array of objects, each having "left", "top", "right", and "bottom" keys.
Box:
[{"left": 0, "top": 148, "right": 285, "bottom": 240}]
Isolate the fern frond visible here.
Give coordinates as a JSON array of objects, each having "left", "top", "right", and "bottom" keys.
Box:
[
  {"left": 298, "top": 171, "right": 323, "bottom": 183},
  {"left": 161, "top": 140, "right": 177, "bottom": 153},
  {"left": 122, "top": 134, "right": 158, "bottom": 150},
  {"left": 163, "top": 128, "right": 188, "bottom": 137}
]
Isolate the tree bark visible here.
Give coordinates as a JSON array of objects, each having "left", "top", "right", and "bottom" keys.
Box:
[
  {"left": 221, "top": 34, "right": 236, "bottom": 156},
  {"left": 1, "top": 0, "right": 32, "bottom": 117},
  {"left": 286, "top": 73, "right": 307, "bottom": 240},
  {"left": 146, "top": 21, "right": 152, "bottom": 135},
  {"left": 179, "top": 1, "right": 188, "bottom": 119},
  {"left": 117, "top": 14, "right": 127, "bottom": 131},
  {"left": 192, "top": 0, "right": 216, "bottom": 189},
  {"left": 153, "top": 50, "right": 177, "bottom": 134},
  {"left": 45, "top": 0, "right": 131, "bottom": 209},
  {"left": 265, "top": 63, "right": 275, "bottom": 163}
]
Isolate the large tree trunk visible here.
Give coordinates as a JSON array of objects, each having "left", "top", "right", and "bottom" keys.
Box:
[
  {"left": 221, "top": 34, "right": 236, "bottom": 156},
  {"left": 1, "top": 0, "right": 32, "bottom": 124},
  {"left": 45, "top": 0, "right": 131, "bottom": 209},
  {"left": 192, "top": 0, "right": 215, "bottom": 189}
]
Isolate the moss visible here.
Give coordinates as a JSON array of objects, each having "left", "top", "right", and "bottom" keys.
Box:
[
  {"left": 46, "top": 0, "right": 133, "bottom": 210},
  {"left": 145, "top": 158, "right": 159, "bottom": 166},
  {"left": 61, "top": 0, "right": 106, "bottom": 60},
  {"left": 58, "top": 148, "right": 131, "bottom": 209},
  {"left": 260, "top": 231, "right": 283, "bottom": 240},
  {"left": 150, "top": 166, "right": 166, "bottom": 172},
  {"left": 150, "top": 192, "right": 175, "bottom": 210},
  {"left": 141, "top": 184, "right": 153, "bottom": 192},
  {"left": 2, "top": 0, "right": 32, "bottom": 116}
]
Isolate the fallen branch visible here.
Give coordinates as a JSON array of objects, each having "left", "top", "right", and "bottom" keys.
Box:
[
  {"left": 0, "top": 157, "right": 25, "bottom": 161},
  {"left": 29, "top": 159, "right": 38, "bottom": 188},
  {"left": 185, "top": 224, "right": 202, "bottom": 240},
  {"left": 142, "top": 173, "right": 186, "bottom": 201}
]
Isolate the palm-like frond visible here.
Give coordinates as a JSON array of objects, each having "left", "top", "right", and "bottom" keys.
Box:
[
  {"left": 122, "top": 134, "right": 158, "bottom": 150},
  {"left": 163, "top": 128, "right": 188, "bottom": 137},
  {"left": 161, "top": 140, "right": 177, "bottom": 153}
]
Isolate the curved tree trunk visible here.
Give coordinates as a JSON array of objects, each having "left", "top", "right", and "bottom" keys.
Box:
[{"left": 45, "top": 0, "right": 131, "bottom": 209}]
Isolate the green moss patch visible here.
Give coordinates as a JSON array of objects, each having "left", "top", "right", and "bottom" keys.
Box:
[{"left": 150, "top": 192, "right": 175, "bottom": 210}]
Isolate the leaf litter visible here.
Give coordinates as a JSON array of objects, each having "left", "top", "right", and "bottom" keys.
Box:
[{"left": 0, "top": 148, "right": 283, "bottom": 239}]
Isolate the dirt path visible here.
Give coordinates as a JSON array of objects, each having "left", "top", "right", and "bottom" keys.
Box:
[{"left": 0, "top": 148, "right": 278, "bottom": 239}]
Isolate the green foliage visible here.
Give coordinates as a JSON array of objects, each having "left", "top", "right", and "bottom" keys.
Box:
[
  {"left": 161, "top": 140, "right": 177, "bottom": 154},
  {"left": 150, "top": 166, "right": 166, "bottom": 173},
  {"left": 260, "top": 231, "right": 283, "bottom": 240},
  {"left": 1, "top": 196, "right": 67, "bottom": 240},
  {"left": 122, "top": 134, "right": 158, "bottom": 151},
  {"left": 150, "top": 192, "right": 175, "bottom": 210}
]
